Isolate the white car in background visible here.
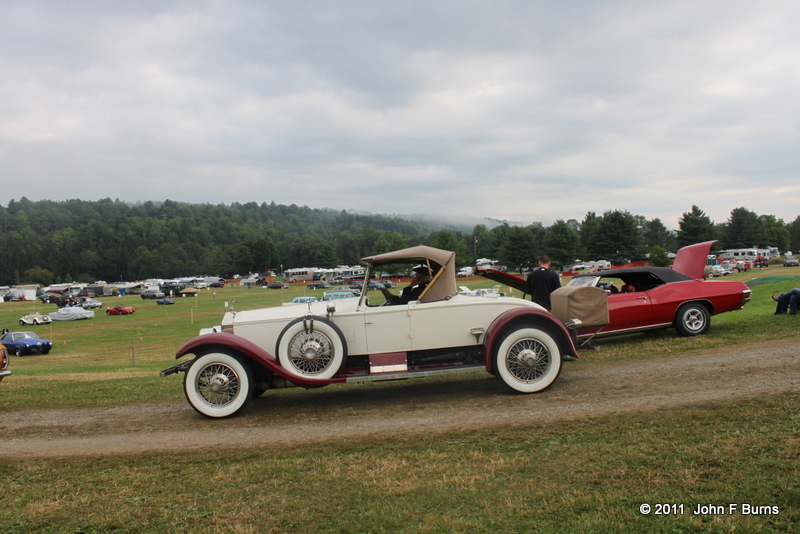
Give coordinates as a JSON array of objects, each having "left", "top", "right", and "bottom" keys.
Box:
[{"left": 19, "top": 312, "right": 52, "bottom": 326}]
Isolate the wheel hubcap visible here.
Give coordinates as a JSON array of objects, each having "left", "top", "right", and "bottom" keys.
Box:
[
  {"left": 517, "top": 348, "right": 540, "bottom": 368},
  {"left": 197, "top": 364, "right": 239, "bottom": 406},
  {"left": 208, "top": 373, "right": 230, "bottom": 393},
  {"left": 289, "top": 332, "right": 333, "bottom": 375},
  {"left": 685, "top": 310, "right": 704, "bottom": 331},
  {"left": 507, "top": 339, "right": 550, "bottom": 382},
  {"left": 302, "top": 340, "right": 324, "bottom": 360}
]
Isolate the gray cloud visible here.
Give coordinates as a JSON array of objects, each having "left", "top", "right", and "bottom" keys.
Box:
[{"left": 1, "top": 0, "right": 798, "bottom": 230}]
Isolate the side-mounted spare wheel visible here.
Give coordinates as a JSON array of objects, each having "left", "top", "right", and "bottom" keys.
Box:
[
  {"left": 276, "top": 316, "right": 347, "bottom": 380},
  {"left": 184, "top": 351, "right": 253, "bottom": 418},
  {"left": 494, "top": 326, "right": 562, "bottom": 393}
]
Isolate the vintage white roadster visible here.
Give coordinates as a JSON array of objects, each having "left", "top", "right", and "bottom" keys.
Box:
[{"left": 163, "top": 246, "right": 579, "bottom": 418}]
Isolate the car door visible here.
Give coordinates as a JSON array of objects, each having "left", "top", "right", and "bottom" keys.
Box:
[
  {"left": 606, "top": 291, "right": 653, "bottom": 332},
  {"left": 361, "top": 304, "right": 412, "bottom": 354}
]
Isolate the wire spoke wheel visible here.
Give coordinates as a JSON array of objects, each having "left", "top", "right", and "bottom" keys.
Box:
[
  {"left": 277, "top": 317, "right": 347, "bottom": 380},
  {"left": 494, "top": 326, "right": 562, "bottom": 393},
  {"left": 195, "top": 363, "right": 241, "bottom": 407},
  {"left": 287, "top": 330, "right": 334, "bottom": 375},
  {"left": 184, "top": 352, "right": 252, "bottom": 418}
]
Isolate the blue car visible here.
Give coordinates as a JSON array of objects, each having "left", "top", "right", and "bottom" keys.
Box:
[{"left": 0, "top": 331, "right": 53, "bottom": 356}]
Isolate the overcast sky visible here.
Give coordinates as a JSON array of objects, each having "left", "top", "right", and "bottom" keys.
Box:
[{"left": 2, "top": 1, "right": 798, "bottom": 230}]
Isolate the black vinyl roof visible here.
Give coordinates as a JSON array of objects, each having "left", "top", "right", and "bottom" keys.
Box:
[{"left": 573, "top": 266, "right": 691, "bottom": 285}]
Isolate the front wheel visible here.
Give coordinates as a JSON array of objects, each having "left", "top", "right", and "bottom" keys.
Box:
[
  {"left": 183, "top": 351, "right": 253, "bottom": 418},
  {"left": 494, "top": 326, "right": 562, "bottom": 393},
  {"left": 674, "top": 303, "right": 710, "bottom": 336}
]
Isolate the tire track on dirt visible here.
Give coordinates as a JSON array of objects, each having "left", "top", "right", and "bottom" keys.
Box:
[{"left": 2, "top": 338, "right": 797, "bottom": 458}]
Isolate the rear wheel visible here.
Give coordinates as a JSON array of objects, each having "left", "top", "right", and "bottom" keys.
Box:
[
  {"left": 675, "top": 303, "right": 710, "bottom": 336},
  {"left": 494, "top": 326, "right": 562, "bottom": 393},
  {"left": 183, "top": 351, "right": 253, "bottom": 418}
]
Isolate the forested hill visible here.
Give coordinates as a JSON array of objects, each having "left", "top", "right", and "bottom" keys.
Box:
[
  {"left": 0, "top": 198, "right": 447, "bottom": 286},
  {"left": 3, "top": 198, "right": 797, "bottom": 287}
]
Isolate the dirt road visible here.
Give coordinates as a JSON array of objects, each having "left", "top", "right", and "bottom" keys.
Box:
[{"left": 3, "top": 337, "right": 798, "bottom": 458}]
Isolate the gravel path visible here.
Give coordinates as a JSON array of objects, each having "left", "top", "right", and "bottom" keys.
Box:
[{"left": 2, "top": 337, "right": 797, "bottom": 458}]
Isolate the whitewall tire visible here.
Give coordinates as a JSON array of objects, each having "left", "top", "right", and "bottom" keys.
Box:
[
  {"left": 184, "top": 351, "right": 253, "bottom": 418},
  {"left": 494, "top": 327, "right": 562, "bottom": 393}
]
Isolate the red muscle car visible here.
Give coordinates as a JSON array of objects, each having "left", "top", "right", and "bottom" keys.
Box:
[{"left": 480, "top": 241, "right": 751, "bottom": 341}]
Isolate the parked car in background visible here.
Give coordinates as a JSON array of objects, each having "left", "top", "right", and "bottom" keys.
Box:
[
  {"left": 287, "top": 296, "right": 319, "bottom": 305},
  {"left": 209, "top": 281, "right": 225, "bottom": 288},
  {"left": 39, "top": 292, "right": 61, "bottom": 304},
  {"left": 162, "top": 245, "right": 578, "bottom": 418},
  {"left": 720, "top": 260, "right": 743, "bottom": 273},
  {"left": 783, "top": 256, "right": 799, "bottom": 267},
  {"left": 48, "top": 307, "right": 94, "bottom": 321},
  {"left": 79, "top": 297, "right": 103, "bottom": 309},
  {"left": 703, "top": 265, "right": 727, "bottom": 278},
  {"left": 0, "top": 342, "right": 9, "bottom": 383},
  {"left": 157, "top": 298, "right": 175, "bottom": 305},
  {"left": 106, "top": 306, "right": 136, "bottom": 315},
  {"left": 322, "top": 290, "right": 359, "bottom": 301},
  {"left": 141, "top": 290, "right": 166, "bottom": 299},
  {"left": 19, "top": 312, "right": 52, "bottom": 326},
  {"left": 307, "top": 281, "right": 331, "bottom": 290},
  {"left": 754, "top": 256, "right": 769, "bottom": 268},
  {"left": 267, "top": 281, "right": 289, "bottom": 289},
  {"left": 0, "top": 331, "right": 53, "bottom": 356},
  {"left": 56, "top": 295, "right": 79, "bottom": 307}
]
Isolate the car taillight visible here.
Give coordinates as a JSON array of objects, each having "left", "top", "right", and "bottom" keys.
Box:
[{"left": 1, "top": 349, "right": 8, "bottom": 370}]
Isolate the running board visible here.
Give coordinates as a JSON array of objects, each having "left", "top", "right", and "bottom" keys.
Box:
[{"left": 346, "top": 365, "right": 484, "bottom": 383}]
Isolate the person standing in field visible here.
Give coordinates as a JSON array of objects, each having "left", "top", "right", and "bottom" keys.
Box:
[{"left": 526, "top": 255, "right": 561, "bottom": 310}]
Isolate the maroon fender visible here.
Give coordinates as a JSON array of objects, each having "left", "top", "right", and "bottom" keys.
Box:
[
  {"left": 483, "top": 307, "right": 580, "bottom": 373},
  {"left": 175, "top": 332, "right": 347, "bottom": 387}
]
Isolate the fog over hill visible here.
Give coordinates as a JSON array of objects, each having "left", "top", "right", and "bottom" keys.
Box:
[{"left": 347, "top": 210, "right": 514, "bottom": 233}]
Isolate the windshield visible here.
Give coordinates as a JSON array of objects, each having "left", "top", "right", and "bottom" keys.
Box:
[{"left": 567, "top": 275, "right": 600, "bottom": 288}]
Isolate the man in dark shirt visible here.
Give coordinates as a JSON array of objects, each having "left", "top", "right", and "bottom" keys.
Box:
[
  {"left": 526, "top": 255, "right": 561, "bottom": 310},
  {"left": 381, "top": 265, "right": 431, "bottom": 305}
]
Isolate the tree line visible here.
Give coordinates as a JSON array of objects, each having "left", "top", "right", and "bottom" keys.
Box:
[{"left": 2, "top": 198, "right": 798, "bottom": 286}]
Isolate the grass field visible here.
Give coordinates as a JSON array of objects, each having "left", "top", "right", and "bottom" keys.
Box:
[{"left": 1, "top": 269, "right": 799, "bottom": 533}]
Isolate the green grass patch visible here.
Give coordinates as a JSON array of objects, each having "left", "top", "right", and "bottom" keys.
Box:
[
  {"left": 1, "top": 273, "right": 799, "bottom": 532},
  {"left": 2, "top": 393, "right": 797, "bottom": 533}
]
